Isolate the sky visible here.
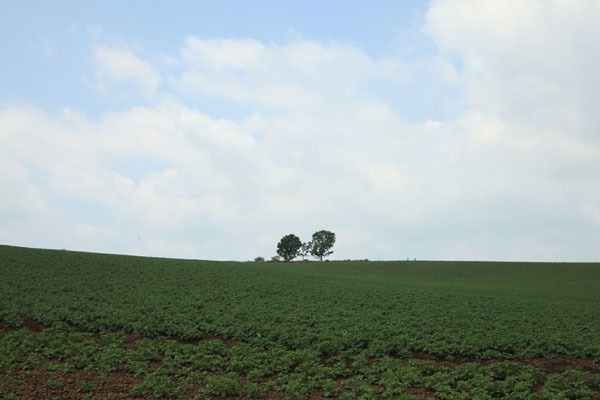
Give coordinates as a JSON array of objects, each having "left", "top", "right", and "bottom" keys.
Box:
[{"left": 1, "top": 0, "right": 599, "bottom": 261}]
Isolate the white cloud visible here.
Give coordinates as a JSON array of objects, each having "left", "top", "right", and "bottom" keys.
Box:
[
  {"left": 175, "top": 37, "right": 410, "bottom": 111},
  {"left": 425, "top": 0, "right": 600, "bottom": 138},
  {"left": 3, "top": 94, "right": 597, "bottom": 261},
  {"left": 181, "top": 38, "right": 267, "bottom": 70},
  {"left": 423, "top": 119, "right": 441, "bottom": 129},
  {"left": 94, "top": 46, "right": 161, "bottom": 96},
  {"left": 2, "top": 3, "right": 600, "bottom": 261},
  {"left": 0, "top": 154, "right": 48, "bottom": 219}
]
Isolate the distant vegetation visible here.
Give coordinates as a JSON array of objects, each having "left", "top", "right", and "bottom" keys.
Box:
[
  {"left": 275, "top": 230, "right": 336, "bottom": 262},
  {"left": 1, "top": 245, "right": 599, "bottom": 399}
]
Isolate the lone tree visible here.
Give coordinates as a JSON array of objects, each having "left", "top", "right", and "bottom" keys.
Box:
[
  {"left": 310, "top": 230, "right": 336, "bottom": 261},
  {"left": 276, "top": 234, "right": 303, "bottom": 262}
]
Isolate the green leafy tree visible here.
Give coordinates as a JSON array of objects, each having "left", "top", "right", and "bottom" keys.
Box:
[
  {"left": 299, "top": 242, "right": 312, "bottom": 260},
  {"left": 310, "top": 230, "right": 335, "bottom": 261},
  {"left": 276, "top": 234, "right": 303, "bottom": 262}
]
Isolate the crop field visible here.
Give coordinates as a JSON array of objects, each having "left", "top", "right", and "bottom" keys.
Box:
[{"left": 1, "top": 244, "right": 599, "bottom": 399}]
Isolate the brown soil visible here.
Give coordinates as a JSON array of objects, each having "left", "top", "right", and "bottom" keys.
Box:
[
  {"left": 2, "top": 363, "right": 144, "bottom": 400},
  {"left": 406, "top": 387, "right": 436, "bottom": 399},
  {"left": 22, "top": 318, "right": 45, "bottom": 333}
]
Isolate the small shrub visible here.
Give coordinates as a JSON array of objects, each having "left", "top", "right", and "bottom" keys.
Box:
[
  {"left": 321, "top": 379, "right": 341, "bottom": 397},
  {"left": 44, "top": 379, "right": 62, "bottom": 390},
  {"left": 245, "top": 381, "right": 264, "bottom": 398},
  {"left": 78, "top": 380, "right": 98, "bottom": 393},
  {"left": 197, "top": 373, "right": 242, "bottom": 397}
]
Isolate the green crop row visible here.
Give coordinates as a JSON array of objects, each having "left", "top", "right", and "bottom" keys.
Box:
[
  {"left": 1, "top": 245, "right": 599, "bottom": 360},
  {"left": 2, "top": 328, "right": 599, "bottom": 399}
]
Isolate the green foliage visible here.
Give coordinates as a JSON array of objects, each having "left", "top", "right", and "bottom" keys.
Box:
[
  {"left": 253, "top": 256, "right": 265, "bottom": 262},
  {"left": 321, "top": 378, "right": 341, "bottom": 397},
  {"left": 309, "top": 230, "right": 335, "bottom": 261},
  {"left": 1, "top": 245, "right": 600, "bottom": 360},
  {"left": 78, "top": 380, "right": 98, "bottom": 393},
  {"left": 197, "top": 373, "right": 242, "bottom": 397},
  {"left": 43, "top": 379, "right": 62, "bottom": 390},
  {"left": 538, "top": 370, "right": 597, "bottom": 400},
  {"left": 1, "top": 245, "right": 600, "bottom": 398},
  {"left": 245, "top": 382, "right": 264, "bottom": 398},
  {"left": 1, "top": 327, "right": 599, "bottom": 399},
  {"left": 0, "top": 389, "right": 22, "bottom": 400},
  {"left": 276, "top": 234, "right": 303, "bottom": 262},
  {"left": 299, "top": 241, "right": 312, "bottom": 260}
]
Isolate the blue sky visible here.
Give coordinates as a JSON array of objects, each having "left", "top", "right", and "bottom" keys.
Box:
[
  {"left": 1, "top": 1, "right": 456, "bottom": 120},
  {"left": 1, "top": 1, "right": 599, "bottom": 261}
]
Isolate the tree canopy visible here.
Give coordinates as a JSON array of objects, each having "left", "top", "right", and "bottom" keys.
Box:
[
  {"left": 310, "top": 230, "right": 336, "bottom": 261},
  {"left": 276, "top": 234, "right": 303, "bottom": 262}
]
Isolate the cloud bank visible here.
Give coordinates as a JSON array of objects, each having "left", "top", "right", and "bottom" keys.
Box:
[{"left": 1, "top": 1, "right": 599, "bottom": 261}]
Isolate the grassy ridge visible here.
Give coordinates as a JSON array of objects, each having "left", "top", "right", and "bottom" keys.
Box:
[
  {"left": 262, "top": 259, "right": 600, "bottom": 302},
  {"left": 1, "top": 244, "right": 600, "bottom": 359}
]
